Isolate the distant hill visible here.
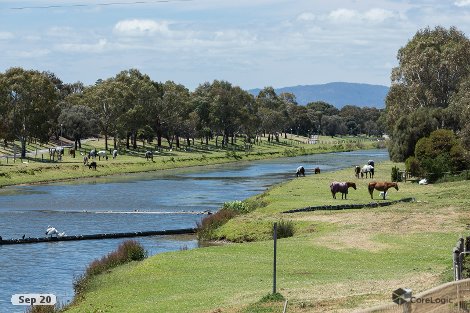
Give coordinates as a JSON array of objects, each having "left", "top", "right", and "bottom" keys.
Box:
[{"left": 249, "top": 82, "right": 389, "bottom": 109}]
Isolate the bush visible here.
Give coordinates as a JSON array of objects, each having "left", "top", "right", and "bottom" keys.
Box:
[
  {"left": 196, "top": 208, "right": 238, "bottom": 240},
  {"left": 25, "top": 305, "right": 61, "bottom": 313},
  {"left": 405, "top": 156, "right": 421, "bottom": 177},
  {"left": 222, "top": 200, "right": 250, "bottom": 213},
  {"left": 74, "top": 240, "right": 147, "bottom": 295},
  {"left": 391, "top": 166, "right": 402, "bottom": 182},
  {"left": 275, "top": 220, "right": 295, "bottom": 239}
]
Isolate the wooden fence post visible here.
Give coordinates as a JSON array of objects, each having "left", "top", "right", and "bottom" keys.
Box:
[{"left": 454, "top": 247, "right": 461, "bottom": 281}]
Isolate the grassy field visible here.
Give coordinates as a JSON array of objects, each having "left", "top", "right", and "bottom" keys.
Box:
[
  {"left": 62, "top": 160, "right": 469, "bottom": 313},
  {"left": 0, "top": 135, "right": 377, "bottom": 188}
]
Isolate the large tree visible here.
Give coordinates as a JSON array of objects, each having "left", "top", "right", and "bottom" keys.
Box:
[
  {"left": 0, "top": 67, "right": 59, "bottom": 157},
  {"left": 386, "top": 26, "right": 470, "bottom": 161}
]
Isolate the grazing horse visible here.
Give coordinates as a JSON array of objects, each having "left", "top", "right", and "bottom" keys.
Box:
[
  {"left": 97, "top": 150, "right": 108, "bottom": 161},
  {"left": 88, "top": 149, "right": 97, "bottom": 159},
  {"left": 112, "top": 149, "right": 118, "bottom": 159},
  {"left": 330, "top": 181, "right": 357, "bottom": 199},
  {"left": 314, "top": 167, "right": 321, "bottom": 174},
  {"left": 69, "top": 148, "right": 76, "bottom": 158},
  {"left": 368, "top": 181, "right": 399, "bottom": 200},
  {"left": 361, "top": 165, "right": 374, "bottom": 178},
  {"left": 88, "top": 161, "right": 97, "bottom": 170},
  {"left": 355, "top": 165, "right": 361, "bottom": 178},
  {"left": 296, "top": 166, "right": 305, "bottom": 177},
  {"left": 145, "top": 151, "right": 153, "bottom": 161}
]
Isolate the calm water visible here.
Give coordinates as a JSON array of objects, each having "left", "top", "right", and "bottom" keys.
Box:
[{"left": 0, "top": 149, "right": 388, "bottom": 312}]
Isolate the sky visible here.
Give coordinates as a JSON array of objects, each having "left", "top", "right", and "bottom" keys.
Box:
[{"left": 1, "top": 0, "right": 470, "bottom": 90}]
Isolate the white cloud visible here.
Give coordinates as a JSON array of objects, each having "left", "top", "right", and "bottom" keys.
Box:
[
  {"left": 327, "top": 8, "right": 397, "bottom": 24},
  {"left": 16, "top": 49, "right": 50, "bottom": 58},
  {"left": 56, "top": 39, "right": 108, "bottom": 53},
  {"left": 455, "top": 0, "right": 470, "bottom": 7},
  {"left": 364, "top": 8, "right": 396, "bottom": 23},
  {"left": 297, "top": 12, "right": 316, "bottom": 22},
  {"left": 0, "top": 32, "right": 14, "bottom": 40},
  {"left": 329, "top": 8, "right": 358, "bottom": 22},
  {"left": 114, "top": 19, "right": 170, "bottom": 36}
]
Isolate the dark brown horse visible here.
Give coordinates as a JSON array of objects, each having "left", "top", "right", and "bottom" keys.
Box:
[
  {"left": 354, "top": 166, "right": 360, "bottom": 178},
  {"left": 314, "top": 167, "right": 321, "bottom": 174},
  {"left": 368, "top": 181, "right": 398, "bottom": 200},
  {"left": 330, "top": 181, "right": 357, "bottom": 199}
]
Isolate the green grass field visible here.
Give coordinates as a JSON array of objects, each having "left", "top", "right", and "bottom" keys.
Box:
[
  {"left": 0, "top": 135, "right": 377, "bottom": 188},
  {"left": 63, "top": 160, "right": 469, "bottom": 313}
]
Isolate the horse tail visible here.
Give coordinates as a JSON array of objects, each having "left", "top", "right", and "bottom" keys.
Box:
[{"left": 368, "top": 183, "right": 375, "bottom": 199}]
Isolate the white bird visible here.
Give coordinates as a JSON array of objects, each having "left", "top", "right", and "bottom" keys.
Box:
[{"left": 45, "top": 226, "right": 59, "bottom": 237}]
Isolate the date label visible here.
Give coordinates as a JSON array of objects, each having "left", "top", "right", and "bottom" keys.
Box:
[{"left": 11, "top": 294, "right": 56, "bottom": 306}]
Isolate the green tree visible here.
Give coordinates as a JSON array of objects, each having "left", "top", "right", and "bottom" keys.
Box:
[
  {"left": 386, "top": 26, "right": 470, "bottom": 161},
  {"left": 0, "top": 67, "right": 59, "bottom": 157},
  {"left": 58, "top": 104, "right": 97, "bottom": 149}
]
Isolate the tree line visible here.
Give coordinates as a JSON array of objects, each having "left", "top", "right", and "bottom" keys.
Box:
[
  {"left": 0, "top": 67, "right": 385, "bottom": 158},
  {"left": 386, "top": 25, "right": 470, "bottom": 180}
]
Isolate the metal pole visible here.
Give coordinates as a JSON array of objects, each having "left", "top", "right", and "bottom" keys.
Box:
[{"left": 273, "top": 222, "right": 277, "bottom": 294}]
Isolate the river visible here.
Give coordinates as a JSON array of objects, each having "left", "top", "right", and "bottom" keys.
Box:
[{"left": 0, "top": 149, "right": 388, "bottom": 312}]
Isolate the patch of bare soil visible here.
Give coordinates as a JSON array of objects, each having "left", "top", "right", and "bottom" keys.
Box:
[
  {"left": 292, "top": 205, "right": 463, "bottom": 251},
  {"left": 280, "top": 273, "right": 440, "bottom": 313}
]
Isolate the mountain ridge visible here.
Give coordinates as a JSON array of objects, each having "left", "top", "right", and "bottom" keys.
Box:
[{"left": 249, "top": 82, "right": 389, "bottom": 109}]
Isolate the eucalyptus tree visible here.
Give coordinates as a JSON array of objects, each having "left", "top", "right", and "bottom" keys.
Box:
[
  {"left": 158, "top": 80, "right": 191, "bottom": 149},
  {"left": 207, "top": 80, "right": 245, "bottom": 147},
  {"left": 85, "top": 78, "right": 129, "bottom": 151},
  {"left": 114, "top": 69, "right": 158, "bottom": 149},
  {"left": 256, "top": 87, "right": 288, "bottom": 141},
  {"left": 58, "top": 103, "right": 97, "bottom": 149},
  {"left": 449, "top": 77, "right": 470, "bottom": 149},
  {"left": 386, "top": 26, "right": 470, "bottom": 161},
  {"left": 192, "top": 82, "right": 213, "bottom": 145},
  {"left": 0, "top": 67, "right": 59, "bottom": 157},
  {"left": 306, "top": 101, "right": 339, "bottom": 135}
]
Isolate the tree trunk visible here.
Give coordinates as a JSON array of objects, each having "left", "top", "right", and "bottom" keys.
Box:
[
  {"left": 132, "top": 131, "right": 137, "bottom": 149},
  {"left": 21, "top": 136, "right": 26, "bottom": 158},
  {"left": 104, "top": 133, "right": 108, "bottom": 151},
  {"left": 126, "top": 133, "right": 130, "bottom": 149}
]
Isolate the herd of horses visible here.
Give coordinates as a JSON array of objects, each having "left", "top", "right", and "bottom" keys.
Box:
[{"left": 296, "top": 160, "right": 399, "bottom": 200}]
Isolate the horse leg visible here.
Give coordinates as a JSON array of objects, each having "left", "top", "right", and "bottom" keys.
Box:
[{"left": 368, "top": 187, "right": 374, "bottom": 199}]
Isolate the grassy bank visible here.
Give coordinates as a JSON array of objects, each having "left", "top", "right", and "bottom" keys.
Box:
[
  {"left": 0, "top": 135, "right": 377, "bottom": 188},
  {"left": 63, "top": 160, "right": 469, "bottom": 313}
]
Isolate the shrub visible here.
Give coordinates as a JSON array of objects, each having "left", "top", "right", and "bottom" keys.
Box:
[
  {"left": 405, "top": 156, "right": 421, "bottom": 177},
  {"left": 391, "top": 166, "right": 402, "bottom": 182},
  {"left": 275, "top": 220, "right": 295, "bottom": 239},
  {"left": 196, "top": 208, "right": 238, "bottom": 240},
  {"left": 222, "top": 200, "right": 250, "bottom": 214},
  {"left": 74, "top": 240, "right": 147, "bottom": 295},
  {"left": 25, "top": 305, "right": 61, "bottom": 313}
]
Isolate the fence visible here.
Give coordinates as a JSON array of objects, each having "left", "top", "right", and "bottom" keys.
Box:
[
  {"left": 453, "top": 236, "right": 470, "bottom": 281},
  {"left": 361, "top": 279, "right": 470, "bottom": 313}
]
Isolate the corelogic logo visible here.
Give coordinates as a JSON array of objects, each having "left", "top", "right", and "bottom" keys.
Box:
[
  {"left": 392, "top": 288, "right": 412, "bottom": 304},
  {"left": 392, "top": 287, "right": 453, "bottom": 305}
]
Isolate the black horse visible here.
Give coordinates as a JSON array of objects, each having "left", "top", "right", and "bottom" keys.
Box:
[
  {"left": 296, "top": 166, "right": 305, "bottom": 177},
  {"left": 88, "top": 161, "right": 97, "bottom": 170}
]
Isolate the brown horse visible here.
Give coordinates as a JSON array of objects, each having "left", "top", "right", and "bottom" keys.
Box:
[
  {"left": 368, "top": 181, "right": 399, "bottom": 200},
  {"left": 314, "top": 167, "right": 321, "bottom": 174},
  {"left": 330, "top": 181, "right": 357, "bottom": 199}
]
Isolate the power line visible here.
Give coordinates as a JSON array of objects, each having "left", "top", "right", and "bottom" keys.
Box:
[{"left": 8, "top": 0, "right": 193, "bottom": 10}]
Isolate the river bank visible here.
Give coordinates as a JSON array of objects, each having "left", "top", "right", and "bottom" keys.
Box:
[
  {"left": 0, "top": 149, "right": 388, "bottom": 312},
  {"left": 0, "top": 135, "right": 378, "bottom": 188},
  {"left": 63, "top": 159, "right": 470, "bottom": 312}
]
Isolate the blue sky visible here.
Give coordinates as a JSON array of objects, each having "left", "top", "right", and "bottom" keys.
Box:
[{"left": 1, "top": 0, "right": 470, "bottom": 90}]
